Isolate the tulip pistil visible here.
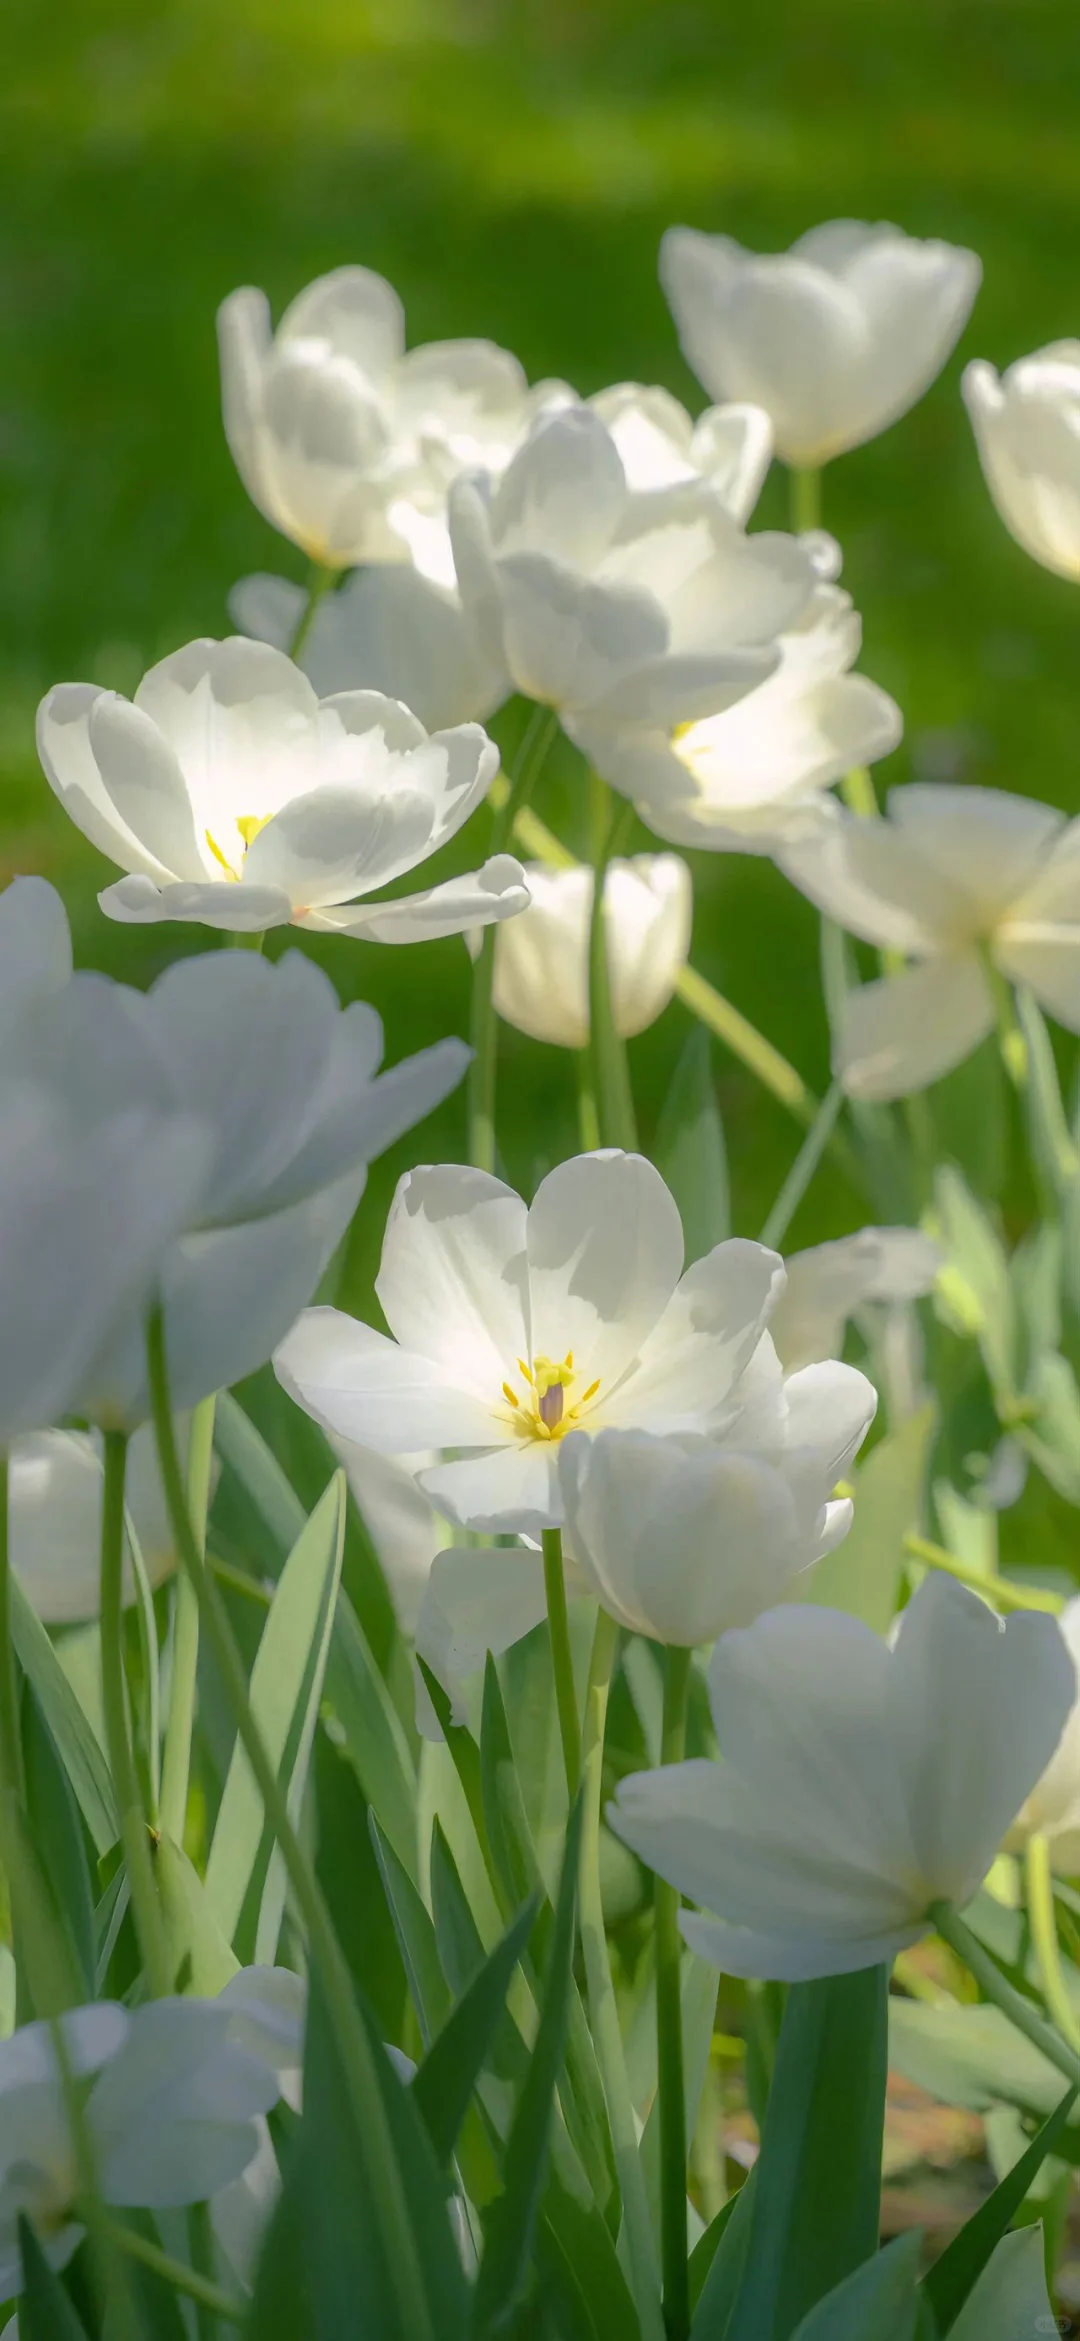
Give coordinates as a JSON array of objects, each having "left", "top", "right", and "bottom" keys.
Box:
[{"left": 501, "top": 1351, "right": 602, "bottom": 1442}]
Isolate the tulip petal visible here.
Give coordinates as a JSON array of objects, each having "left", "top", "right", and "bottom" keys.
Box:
[
  {"left": 133, "top": 635, "right": 322, "bottom": 832},
  {"left": 99, "top": 875, "right": 295, "bottom": 930},
  {"left": 37, "top": 684, "right": 183, "bottom": 882},
  {"left": 374, "top": 1162, "right": 529, "bottom": 1392},
  {"left": 276, "top": 264, "right": 405, "bottom": 378},
  {"left": 297, "top": 854, "right": 530, "bottom": 941},
  {"left": 889, "top": 783, "right": 1064, "bottom": 925},
  {"left": 601, "top": 1238, "right": 785, "bottom": 1431},
  {"left": 274, "top": 1302, "right": 503, "bottom": 1455},
  {"left": 780, "top": 817, "right": 972, "bottom": 952},
  {"left": 490, "top": 405, "right": 627, "bottom": 564},
  {"left": 526, "top": 1150, "right": 685, "bottom": 1392},
  {"left": 837, "top": 952, "right": 995, "bottom": 1100},
  {"left": 416, "top": 1543, "right": 549, "bottom": 1712},
  {"left": 418, "top": 1440, "right": 561, "bottom": 1536},
  {"left": 241, "top": 783, "right": 437, "bottom": 908}
]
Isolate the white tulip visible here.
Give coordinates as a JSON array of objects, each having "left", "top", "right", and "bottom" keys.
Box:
[
  {"left": 661, "top": 220, "right": 981, "bottom": 466},
  {"left": 219, "top": 265, "right": 567, "bottom": 583},
  {"left": 779, "top": 783, "right": 1080, "bottom": 1098},
  {"left": 474, "top": 855, "right": 692, "bottom": 1049},
  {"left": 229, "top": 565, "right": 507, "bottom": 730},
  {"left": 330, "top": 1438, "right": 444, "bottom": 1636},
  {"left": 609, "top": 1573, "right": 1077, "bottom": 1980},
  {"left": 37, "top": 636, "right": 526, "bottom": 941},
  {"left": 275, "top": 1150, "right": 794, "bottom": 1536},
  {"left": 1006, "top": 1597, "right": 1080, "bottom": 1873},
  {"left": 7, "top": 1423, "right": 182, "bottom": 1625},
  {"left": 580, "top": 582, "right": 901, "bottom": 848},
  {"left": 770, "top": 1227, "right": 942, "bottom": 1372},
  {"left": 963, "top": 344, "right": 1080, "bottom": 582},
  {"left": 0, "top": 1981, "right": 292, "bottom": 2297},
  {"left": 587, "top": 384, "right": 773, "bottom": 519},
  {"left": 449, "top": 405, "right": 817, "bottom": 728}
]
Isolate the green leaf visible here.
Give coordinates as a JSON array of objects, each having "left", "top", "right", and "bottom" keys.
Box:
[
  {"left": 472, "top": 1795, "right": 584, "bottom": 2337},
  {"left": 369, "top": 1811, "right": 451, "bottom": 2046},
  {"left": 933, "top": 1167, "right": 1017, "bottom": 1405},
  {"left": 802, "top": 1405, "right": 935, "bottom": 1633},
  {"left": 314, "top": 1730, "right": 407, "bottom": 2039},
  {"left": 205, "top": 1471, "right": 345, "bottom": 1959},
  {"left": 691, "top": 2170, "right": 756, "bottom": 2336},
  {"left": 418, "top": 1657, "right": 489, "bottom": 1858},
  {"left": 480, "top": 1653, "right": 544, "bottom": 1915},
  {"left": 213, "top": 1387, "right": 307, "bottom": 1557},
  {"left": 727, "top": 1967, "right": 889, "bottom": 2341},
  {"left": 923, "top": 2082, "right": 1077, "bottom": 2333},
  {"left": 154, "top": 1830, "right": 239, "bottom": 1996},
  {"left": 324, "top": 1588, "right": 418, "bottom": 1881},
  {"left": 9, "top": 1578, "right": 116, "bottom": 1857},
  {"left": 413, "top": 1892, "right": 540, "bottom": 2163},
  {"left": 789, "top": 2235, "right": 922, "bottom": 2340},
  {"left": 654, "top": 1025, "right": 730, "bottom": 1262},
  {"left": 1019, "top": 1349, "right": 1080, "bottom": 1504},
  {"left": 1015, "top": 987, "right": 1080, "bottom": 1210},
  {"left": 949, "top": 2226, "right": 1055, "bottom": 2341},
  {"left": 21, "top": 1687, "right": 95, "bottom": 2000},
  {"left": 17, "top": 2217, "right": 92, "bottom": 2340},
  {"left": 888, "top": 1998, "right": 1080, "bottom": 2131}
]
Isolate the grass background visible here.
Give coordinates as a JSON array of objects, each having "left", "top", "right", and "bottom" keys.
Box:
[{"left": 2, "top": 0, "right": 1079, "bottom": 1308}]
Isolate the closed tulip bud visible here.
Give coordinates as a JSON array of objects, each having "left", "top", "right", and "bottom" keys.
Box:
[
  {"left": 479, "top": 856, "right": 691, "bottom": 1049},
  {"left": 963, "top": 344, "right": 1080, "bottom": 582},
  {"left": 1006, "top": 1597, "right": 1080, "bottom": 1873}
]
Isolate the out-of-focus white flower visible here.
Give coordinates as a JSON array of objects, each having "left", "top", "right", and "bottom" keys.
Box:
[
  {"left": 770, "top": 1227, "right": 943, "bottom": 1373},
  {"left": 275, "top": 1150, "right": 793, "bottom": 1537},
  {"left": 1006, "top": 1597, "right": 1080, "bottom": 1873},
  {"left": 583, "top": 583, "right": 901, "bottom": 848},
  {"left": 229, "top": 566, "right": 507, "bottom": 730},
  {"left": 588, "top": 385, "right": 773, "bottom": 519},
  {"left": 609, "top": 1574, "right": 1076, "bottom": 1980},
  {"left": 7, "top": 1422, "right": 186, "bottom": 1625},
  {"left": 780, "top": 784, "right": 1080, "bottom": 1098},
  {"left": 661, "top": 220, "right": 981, "bottom": 467},
  {"left": 449, "top": 406, "right": 817, "bottom": 729},
  {"left": 963, "top": 344, "right": 1080, "bottom": 582},
  {"left": 37, "top": 636, "right": 526, "bottom": 941},
  {"left": 0, "top": 1981, "right": 293, "bottom": 2297},
  {"left": 473, "top": 855, "right": 692, "bottom": 1049},
  {"left": 219, "top": 266, "right": 567, "bottom": 583}
]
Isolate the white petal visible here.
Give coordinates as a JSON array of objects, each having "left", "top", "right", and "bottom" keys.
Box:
[
  {"left": 418, "top": 1440, "right": 560, "bottom": 1536},
  {"left": 679, "top": 1908, "right": 922, "bottom": 1981},
  {"left": 276, "top": 265, "right": 405, "bottom": 379},
  {"left": 837, "top": 952, "right": 995, "bottom": 1100},
  {"left": 0, "top": 877, "right": 72, "bottom": 1047},
  {"left": 99, "top": 875, "right": 294, "bottom": 931},
  {"left": 416, "top": 1544, "right": 549, "bottom": 1709},
  {"left": 133, "top": 636, "right": 321, "bottom": 836},
  {"left": 298, "top": 854, "right": 529, "bottom": 942},
  {"left": 241, "top": 784, "right": 437, "bottom": 909},
  {"left": 495, "top": 549, "right": 667, "bottom": 712},
  {"left": 37, "top": 685, "right": 182, "bottom": 883},
  {"left": 690, "top": 402, "right": 774, "bottom": 521},
  {"left": 217, "top": 287, "right": 274, "bottom": 509},
  {"left": 779, "top": 816, "right": 973, "bottom": 952},
  {"left": 963, "top": 350, "right": 1080, "bottom": 583},
  {"left": 526, "top": 1151, "right": 685, "bottom": 1392},
  {"left": 332, "top": 1440, "right": 445, "bottom": 1635},
  {"left": 580, "top": 646, "right": 779, "bottom": 732},
  {"left": 375, "top": 1161, "right": 529, "bottom": 1392},
  {"left": 491, "top": 855, "right": 690, "bottom": 1049},
  {"left": 488, "top": 406, "right": 627, "bottom": 565},
  {"left": 274, "top": 1305, "right": 501, "bottom": 1455},
  {"left": 779, "top": 1359, "right": 878, "bottom": 1487},
  {"left": 235, "top": 564, "right": 509, "bottom": 729},
  {"left": 771, "top": 1227, "right": 942, "bottom": 1370},
  {"left": 91, "top": 2000, "right": 280, "bottom": 2207},
  {"left": 601, "top": 1239, "right": 785, "bottom": 1433},
  {"left": 889, "top": 782, "right": 1064, "bottom": 926}
]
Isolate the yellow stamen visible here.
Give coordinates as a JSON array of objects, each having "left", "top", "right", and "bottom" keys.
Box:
[
  {"left": 236, "top": 813, "right": 272, "bottom": 850},
  {"left": 579, "top": 1378, "right": 601, "bottom": 1406},
  {"left": 205, "top": 830, "right": 239, "bottom": 881},
  {"left": 502, "top": 1382, "right": 520, "bottom": 1408}
]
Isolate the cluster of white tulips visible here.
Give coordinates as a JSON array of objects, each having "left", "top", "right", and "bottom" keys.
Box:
[{"left": 1, "top": 216, "right": 1078, "bottom": 2341}]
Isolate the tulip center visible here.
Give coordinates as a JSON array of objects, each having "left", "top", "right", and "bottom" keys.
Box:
[
  {"left": 499, "top": 1352, "right": 602, "bottom": 1443},
  {"left": 204, "top": 813, "right": 273, "bottom": 882}
]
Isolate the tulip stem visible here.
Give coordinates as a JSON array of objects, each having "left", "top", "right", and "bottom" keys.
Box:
[
  {"left": 983, "top": 954, "right": 1029, "bottom": 1088},
  {"left": 575, "top": 1048, "right": 602, "bottom": 1151},
  {"left": 0, "top": 1452, "right": 24, "bottom": 1804},
  {"left": 288, "top": 559, "right": 337, "bottom": 663},
  {"left": 580, "top": 1608, "right": 666, "bottom": 2341},
  {"left": 759, "top": 1075, "right": 845, "bottom": 1250},
  {"left": 656, "top": 1644, "right": 693, "bottom": 2341},
  {"left": 541, "top": 1527, "right": 581, "bottom": 1801},
  {"left": 904, "top": 1532, "right": 1064, "bottom": 1615},
  {"left": 161, "top": 1393, "right": 216, "bottom": 1846},
  {"left": 587, "top": 770, "right": 639, "bottom": 1151},
  {"left": 789, "top": 465, "right": 821, "bottom": 534},
  {"left": 930, "top": 1897, "right": 1080, "bottom": 2087},
  {"left": 103, "top": 2217, "right": 245, "bottom": 2325},
  {"left": 99, "top": 1430, "right": 170, "bottom": 1998},
  {"left": 840, "top": 764, "right": 879, "bottom": 818},
  {"left": 146, "top": 1305, "right": 438, "bottom": 2341},
  {"left": 1025, "top": 1834, "right": 1080, "bottom": 2055},
  {"left": 469, "top": 705, "right": 559, "bottom": 1170}
]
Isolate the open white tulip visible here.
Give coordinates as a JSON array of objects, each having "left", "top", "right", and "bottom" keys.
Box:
[
  {"left": 963, "top": 344, "right": 1080, "bottom": 582},
  {"left": 230, "top": 564, "right": 507, "bottom": 730},
  {"left": 588, "top": 384, "right": 773, "bottom": 518},
  {"left": 779, "top": 783, "right": 1080, "bottom": 1098},
  {"left": 770, "top": 1226, "right": 942, "bottom": 1372},
  {"left": 219, "top": 265, "right": 567, "bottom": 584},
  {"left": 1006, "top": 1597, "right": 1080, "bottom": 1873},
  {"left": 581, "top": 581, "right": 901, "bottom": 847},
  {"left": 478, "top": 855, "right": 692, "bottom": 1048},
  {"left": 661, "top": 220, "right": 981, "bottom": 467},
  {"left": 610, "top": 1573, "right": 1077, "bottom": 1980},
  {"left": 275, "top": 1150, "right": 792, "bottom": 1536},
  {"left": 0, "top": 1981, "right": 291, "bottom": 2298},
  {"left": 449, "top": 405, "right": 817, "bottom": 728},
  {"left": 37, "top": 636, "right": 526, "bottom": 941},
  {"left": 7, "top": 1422, "right": 185, "bottom": 1625}
]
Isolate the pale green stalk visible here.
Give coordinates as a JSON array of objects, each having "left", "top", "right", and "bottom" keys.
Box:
[
  {"left": 146, "top": 1305, "right": 437, "bottom": 2341},
  {"left": 656, "top": 1644, "right": 693, "bottom": 2341},
  {"left": 469, "top": 706, "right": 559, "bottom": 1169},
  {"left": 188, "top": 2200, "right": 222, "bottom": 2341},
  {"left": 288, "top": 559, "right": 338, "bottom": 661},
  {"left": 839, "top": 764, "right": 878, "bottom": 817},
  {"left": 789, "top": 466, "right": 821, "bottom": 533},
  {"left": 541, "top": 1527, "right": 581, "bottom": 1800},
  {"left": 982, "top": 950, "right": 1028, "bottom": 1087},
  {"left": 930, "top": 1897, "right": 1080, "bottom": 2087},
  {"left": 227, "top": 930, "right": 266, "bottom": 954},
  {"left": 161, "top": 1391, "right": 217, "bottom": 1845},
  {"left": 99, "top": 1430, "right": 169, "bottom": 1998},
  {"left": 579, "top": 1609, "right": 665, "bottom": 2341},
  {"left": 103, "top": 2217, "right": 244, "bottom": 2326},
  {"left": 575, "top": 1049, "right": 601, "bottom": 1150},
  {"left": 1026, "top": 1834, "right": 1080, "bottom": 2056},
  {"left": 904, "top": 1532, "right": 1063, "bottom": 1615},
  {"left": 0, "top": 1453, "right": 24, "bottom": 1802},
  {"left": 759, "top": 1077, "right": 844, "bottom": 1250},
  {"left": 587, "top": 769, "right": 639, "bottom": 1152}
]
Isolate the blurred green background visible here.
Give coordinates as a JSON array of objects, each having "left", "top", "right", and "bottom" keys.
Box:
[{"left": 3, "top": 0, "right": 1079, "bottom": 1297}]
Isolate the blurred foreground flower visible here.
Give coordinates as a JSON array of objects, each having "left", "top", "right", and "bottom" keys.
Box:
[
  {"left": 37, "top": 637, "right": 527, "bottom": 941},
  {"left": 963, "top": 343, "right": 1080, "bottom": 582},
  {"left": 661, "top": 220, "right": 980, "bottom": 467},
  {"left": 1006, "top": 1596, "right": 1080, "bottom": 1872},
  {"left": 587, "top": 384, "right": 772, "bottom": 514},
  {"left": 610, "top": 1574, "right": 1076, "bottom": 1979},
  {"left": 474, "top": 854, "right": 692, "bottom": 1048},
  {"left": 780, "top": 783, "right": 1080, "bottom": 1097},
  {"left": 770, "top": 1226, "right": 942, "bottom": 1371},
  {"left": 276, "top": 1149, "right": 801, "bottom": 1535},
  {"left": 7, "top": 1422, "right": 182, "bottom": 1624}
]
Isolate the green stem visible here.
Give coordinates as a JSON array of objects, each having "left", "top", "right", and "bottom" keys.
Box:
[
  {"left": 904, "top": 1533, "right": 1063, "bottom": 1615},
  {"left": 580, "top": 1609, "right": 665, "bottom": 2341},
  {"left": 288, "top": 559, "right": 337, "bottom": 662},
  {"left": 587, "top": 770, "right": 639, "bottom": 1152},
  {"left": 99, "top": 1431, "right": 169, "bottom": 1998},
  {"left": 657, "top": 1645, "right": 693, "bottom": 2341},
  {"left": 840, "top": 765, "right": 879, "bottom": 818},
  {"left": 930, "top": 1897, "right": 1080, "bottom": 2087},
  {"left": 146, "top": 1306, "right": 436, "bottom": 2341},
  {"left": 789, "top": 467, "right": 821, "bottom": 533},
  {"left": 759, "top": 1077, "right": 845, "bottom": 1250},
  {"left": 983, "top": 953, "right": 1028, "bottom": 1088},
  {"left": 468, "top": 706, "right": 559, "bottom": 1170},
  {"left": 575, "top": 1048, "right": 601, "bottom": 1151},
  {"left": 541, "top": 1527, "right": 581, "bottom": 1801},
  {"left": 0, "top": 1453, "right": 24, "bottom": 1803},
  {"left": 102, "top": 2216, "right": 244, "bottom": 2326},
  {"left": 188, "top": 2200, "right": 221, "bottom": 2341},
  {"left": 160, "top": 1393, "right": 216, "bottom": 1845},
  {"left": 1026, "top": 1834, "right": 1080, "bottom": 2055},
  {"left": 227, "top": 928, "right": 267, "bottom": 954}
]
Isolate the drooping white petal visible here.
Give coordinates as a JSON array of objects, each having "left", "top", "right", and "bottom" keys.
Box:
[
  {"left": 770, "top": 1226, "right": 942, "bottom": 1370},
  {"left": 418, "top": 1440, "right": 561, "bottom": 1537},
  {"left": 888, "top": 783, "right": 1064, "bottom": 925},
  {"left": 98, "top": 875, "right": 295, "bottom": 930},
  {"left": 90, "top": 2000, "right": 282, "bottom": 2208},
  {"left": 416, "top": 1543, "right": 549, "bottom": 1710},
  {"left": 298, "top": 854, "right": 530, "bottom": 942},
  {"left": 837, "top": 952, "right": 995, "bottom": 1100},
  {"left": 780, "top": 815, "right": 975, "bottom": 953}
]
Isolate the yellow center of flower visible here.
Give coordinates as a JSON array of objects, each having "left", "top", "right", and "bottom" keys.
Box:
[
  {"left": 499, "top": 1352, "right": 602, "bottom": 1442},
  {"left": 204, "top": 813, "right": 273, "bottom": 882}
]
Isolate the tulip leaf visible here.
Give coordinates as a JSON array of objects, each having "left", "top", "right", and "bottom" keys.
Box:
[
  {"left": 213, "top": 1387, "right": 307, "bottom": 1559},
  {"left": 788, "top": 2234, "right": 922, "bottom": 2340},
  {"left": 801, "top": 1403, "right": 935, "bottom": 1634},
  {"left": 923, "top": 2080, "right": 1078, "bottom": 2332},
  {"left": 21, "top": 1686, "right": 95, "bottom": 2000},
  {"left": 9, "top": 1577, "right": 117, "bottom": 1857},
  {"left": 654, "top": 1025, "right": 730, "bottom": 1261},
  {"left": 323, "top": 1587, "right": 419, "bottom": 1881},
  {"left": 1015, "top": 987, "right": 1080, "bottom": 1210},
  {"left": 726, "top": 1966, "right": 889, "bottom": 2341},
  {"left": 933, "top": 1166, "right": 1017, "bottom": 1405},
  {"left": 948, "top": 2226, "right": 1056, "bottom": 2341},
  {"left": 369, "top": 1809, "right": 451, "bottom": 2046},
  {"left": 690, "top": 2170, "right": 756, "bottom": 2335},
  {"left": 154, "top": 1830, "right": 239, "bottom": 1996},
  {"left": 417, "top": 1656, "right": 489, "bottom": 1857},
  {"left": 16, "top": 2216, "right": 92, "bottom": 2340},
  {"left": 205, "top": 1472, "right": 345, "bottom": 1960},
  {"left": 412, "top": 1890, "right": 540, "bottom": 2164},
  {"left": 472, "top": 1794, "right": 583, "bottom": 2337},
  {"left": 888, "top": 1997, "right": 1080, "bottom": 2132}
]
